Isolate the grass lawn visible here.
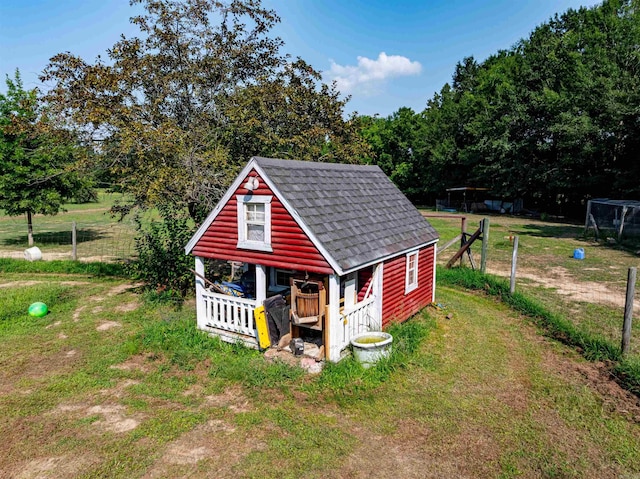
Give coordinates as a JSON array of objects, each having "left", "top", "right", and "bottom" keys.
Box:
[
  {"left": 425, "top": 211, "right": 640, "bottom": 358},
  {"left": 0, "top": 190, "right": 140, "bottom": 262},
  {"left": 1, "top": 266, "right": 639, "bottom": 478}
]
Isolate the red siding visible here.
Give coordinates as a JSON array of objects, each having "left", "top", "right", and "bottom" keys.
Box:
[
  {"left": 357, "top": 266, "right": 373, "bottom": 302},
  {"left": 192, "top": 170, "right": 334, "bottom": 275},
  {"left": 381, "top": 245, "right": 435, "bottom": 327}
]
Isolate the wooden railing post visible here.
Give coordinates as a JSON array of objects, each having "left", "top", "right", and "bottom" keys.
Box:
[
  {"left": 72, "top": 221, "right": 77, "bottom": 261},
  {"left": 510, "top": 236, "right": 519, "bottom": 294},
  {"left": 460, "top": 216, "right": 467, "bottom": 267},
  {"left": 622, "top": 267, "right": 636, "bottom": 356}
]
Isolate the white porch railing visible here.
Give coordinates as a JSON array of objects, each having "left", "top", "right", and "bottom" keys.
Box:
[
  {"left": 201, "top": 289, "right": 257, "bottom": 338},
  {"left": 337, "top": 295, "right": 378, "bottom": 353}
]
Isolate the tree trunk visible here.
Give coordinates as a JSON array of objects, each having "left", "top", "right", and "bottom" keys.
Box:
[{"left": 27, "top": 210, "right": 33, "bottom": 247}]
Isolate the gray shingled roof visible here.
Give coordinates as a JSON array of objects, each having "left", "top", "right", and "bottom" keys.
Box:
[{"left": 254, "top": 157, "right": 439, "bottom": 271}]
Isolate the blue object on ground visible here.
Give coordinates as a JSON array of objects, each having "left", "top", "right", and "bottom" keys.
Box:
[{"left": 573, "top": 248, "right": 585, "bottom": 260}]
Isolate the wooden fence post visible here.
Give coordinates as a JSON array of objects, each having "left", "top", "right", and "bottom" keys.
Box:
[
  {"left": 622, "top": 267, "right": 636, "bottom": 356},
  {"left": 480, "top": 217, "right": 490, "bottom": 274},
  {"left": 460, "top": 216, "right": 467, "bottom": 267},
  {"left": 510, "top": 236, "right": 519, "bottom": 294},
  {"left": 72, "top": 221, "right": 77, "bottom": 261}
]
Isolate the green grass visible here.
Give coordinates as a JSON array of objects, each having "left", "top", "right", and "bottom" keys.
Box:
[
  {"left": 0, "top": 189, "right": 145, "bottom": 261},
  {"left": 426, "top": 211, "right": 640, "bottom": 359},
  {"left": 0, "top": 258, "right": 126, "bottom": 276},
  {"left": 1, "top": 270, "right": 639, "bottom": 477},
  {"left": 438, "top": 266, "right": 640, "bottom": 396}
]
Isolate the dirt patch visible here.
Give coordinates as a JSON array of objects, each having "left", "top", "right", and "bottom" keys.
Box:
[
  {"left": 0, "top": 348, "right": 80, "bottom": 395},
  {"left": 142, "top": 419, "right": 250, "bottom": 479},
  {"left": 51, "top": 402, "right": 141, "bottom": 434},
  {"left": 88, "top": 404, "right": 140, "bottom": 433},
  {"left": 203, "top": 386, "right": 253, "bottom": 413},
  {"left": 487, "top": 265, "right": 639, "bottom": 311},
  {"left": 110, "top": 355, "right": 155, "bottom": 373},
  {"left": 115, "top": 301, "right": 139, "bottom": 313},
  {"left": 14, "top": 454, "right": 98, "bottom": 479},
  {"left": 72, "top": 305, "right": 85, "bottom": 322},
  {"left": 109, "top": 283, "right": 141, "bottom": 296},
  {"left": 336, "top": 421, "right": 500, "bottom": 479},
  {"left": 99, "top": 379, "right": 140, "bottom": 399},
  {"left": 96, "top": 321, "right": 121, "bottom": 331},
  {"left": 542, "top": 356, "right": 640, "bottom": 422}
]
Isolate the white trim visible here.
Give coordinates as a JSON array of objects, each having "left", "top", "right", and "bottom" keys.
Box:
[
  {"left": 432, "top": 245, "right": 437, "bottom": 303},
  {"left": 343, "top": 272, "right": 357, "bottom": 312},
  {"left": 252, "top": 162, "right": 345, "bottom": 275},
  {"left": 374, "top": 262, "right": 384, "bottom": 325},
  {"left": 405, "top": 250, "right": 419, "bottom": 295},
  {"left": 328, "top": 274, "right": 341, "bottom": 362},
  {"left": 255, "top": 264, "right": 267, "bottom": 305},
  {"left": 195, "top": 256, "right": 206, "bottom": 329},
  {"left": 185, "top": 159, "right": 260, "bottom": 254},
  {"left": 236, "top": 194, "right": 273, "bottom": 252},
  {"left": 341, "top": 238, "right": 439, "bottom": 276},
  {"left": 186, "top": 157, "right": 440, "bottom": 282}
]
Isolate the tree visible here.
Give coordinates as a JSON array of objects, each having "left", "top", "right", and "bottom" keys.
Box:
[
  {"left": 370, "top": 0, "right": 640, "bottom": 216},
  {"left": 0, "top": 70, "right": 90, "bottom": 246},
  {"left": 42, "top": 0, "right": 368, "bottom": 222}
]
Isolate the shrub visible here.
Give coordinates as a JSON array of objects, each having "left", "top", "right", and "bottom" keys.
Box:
[{"left": 128, "top": 204, "right": 195, "bottom": 297}]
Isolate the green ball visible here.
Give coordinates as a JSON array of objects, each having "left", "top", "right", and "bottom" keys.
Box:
[{"left": 28, "top": 302, "right": 48, "bottom": 317}]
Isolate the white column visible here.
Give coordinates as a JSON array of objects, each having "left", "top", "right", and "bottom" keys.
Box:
[
  {"left": 373, "top": 262, "right": 384, "bottom": 330},
  {"left": 432, "top": 245, "right": 437, "bottom": 303},
  {"left": 195, "top": 256, "right": 206, "bottom": 329},
  {"left": 328, "top": 273, "right": 341, "bottom": 362},
  {"left": 255, "top": 264, "right": 267, "bottom": 305}
]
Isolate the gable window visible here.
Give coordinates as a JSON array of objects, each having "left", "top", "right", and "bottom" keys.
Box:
[
  {"left": 405, "top": 250, "right": 419, "bottom": 294},
  {"left": 237, "top": 195, "right": 272, "bottom": 252}
]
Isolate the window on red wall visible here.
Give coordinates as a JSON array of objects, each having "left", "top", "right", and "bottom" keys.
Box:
[
  {"left": 236, "top": 195, "right": 272, "bottom": 252},
  {"left": 405, "top": 250, "right": 419, "bottom": 294}
]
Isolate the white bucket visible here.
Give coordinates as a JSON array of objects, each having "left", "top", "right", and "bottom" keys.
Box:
[
  {"left": 351, "top": 331, "right": 393, "bottom": 368},
  {"left": 24, "top": 246, "right": 42, "bottom": 261}
]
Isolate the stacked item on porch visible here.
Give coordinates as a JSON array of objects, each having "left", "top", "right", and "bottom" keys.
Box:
[{"left": 263, "top": 294, "right": 290, "bottom": 345}]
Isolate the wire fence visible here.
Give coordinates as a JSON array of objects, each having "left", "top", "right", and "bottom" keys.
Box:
[
  {"left": 432, "top": 214, "right": 640, "bottom": 359},
  {"left": 0, "top": 219, "right": 137, "bottom": 263}
]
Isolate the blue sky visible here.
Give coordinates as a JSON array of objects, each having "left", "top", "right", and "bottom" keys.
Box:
[{"left": 1, "top": 0, "right": 599, "bottom": 117}]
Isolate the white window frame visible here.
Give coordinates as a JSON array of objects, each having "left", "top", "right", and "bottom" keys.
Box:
[
  {"left": 236, "top": 195, "right": 272, "bottom": 252},
  {"left": 405, "top": 250, "right": 419, "bottom": 294}
]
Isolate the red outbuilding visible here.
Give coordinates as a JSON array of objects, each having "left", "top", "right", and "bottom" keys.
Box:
[{"left": 185, "top": 157, "right": 439, "bottom": 362}]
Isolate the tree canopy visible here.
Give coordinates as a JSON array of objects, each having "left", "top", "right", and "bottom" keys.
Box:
[
  {"left": 0, "top": 70, "right": 91, "bottom": 245},
  {"left": 42, "top": 0, "right": 368, "bottom": 221},
  {"left": 361, "top": 0, "right": 640, "bottom": 216}
]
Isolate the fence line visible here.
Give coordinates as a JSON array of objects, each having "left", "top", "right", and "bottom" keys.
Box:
[
  {"left": 434, "top": 215, "right": 640, "bottom": 359},
  {"left": 0, "top": 220, "right": 136, "bottom": 263}
]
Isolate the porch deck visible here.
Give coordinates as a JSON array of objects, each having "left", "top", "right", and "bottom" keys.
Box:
[{"left": 198, "top": 287, "right": 380, "bottom": 359}]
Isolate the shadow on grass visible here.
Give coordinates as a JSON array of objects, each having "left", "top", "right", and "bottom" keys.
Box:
[
  {"left": 516, "top": 223, "right": 584, "bottom": 238},
  {"left": 2, "top": 228, "right": 108, "bottom": 247}
]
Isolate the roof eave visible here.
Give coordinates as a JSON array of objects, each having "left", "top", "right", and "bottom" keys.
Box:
[
  {"left": 184, "top": 157, "right": 259, "bottom": 255},
  {"left": 340, "top": 238, "right": 440, "bottom": 275}
]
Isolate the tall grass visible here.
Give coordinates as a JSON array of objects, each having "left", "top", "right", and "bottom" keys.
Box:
[{"left": 438, "top": 266, "right": 640, "bottom": 396}]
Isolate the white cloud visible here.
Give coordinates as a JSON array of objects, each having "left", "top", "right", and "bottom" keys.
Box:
[{"left": 324, "top": 52, "right": 422, "bottom": 95}]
